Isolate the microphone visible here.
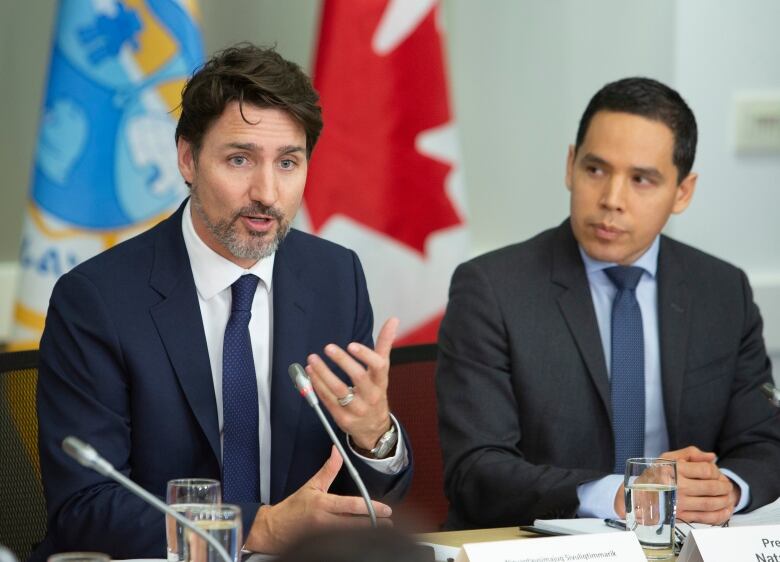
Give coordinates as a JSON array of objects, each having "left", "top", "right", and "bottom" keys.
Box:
[
  {"left": 287, "top": 363, "right": 377, "bottom": 527},
  {"left": 62, "top": 437, "right": 234, "bottom": 562},
  {"left": 762, "top": 382, "right": 780, "bottom": 408}
]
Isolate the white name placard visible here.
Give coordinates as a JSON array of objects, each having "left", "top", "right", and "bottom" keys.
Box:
[
  {"left": 455, "top": 531, "right": 645, "bottom": 562},
  {"left": 677, "top": 524, "right": 780, "bottom": 562}
]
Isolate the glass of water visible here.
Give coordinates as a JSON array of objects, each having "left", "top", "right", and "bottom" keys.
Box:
[
  {"left": 166, "top": 478, "right": 222, "bottom": 562},
  {"left": 624, "top": 458, "right": 678, "bottom": 560},
  {"left": 183, "top": 504, "right": 242, "bottom": 562}
]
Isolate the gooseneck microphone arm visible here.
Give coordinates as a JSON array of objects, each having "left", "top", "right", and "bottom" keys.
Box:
[
  {"left": 287, "top": 363, "right": 378, "bottom": 528},
  {"left": 61, "top": 436, "right": 234, "bottom": 562}
]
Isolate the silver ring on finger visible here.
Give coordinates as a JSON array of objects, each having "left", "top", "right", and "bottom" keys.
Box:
[{"left": 337, "top": 387, "right": 355, "bottom": 407}]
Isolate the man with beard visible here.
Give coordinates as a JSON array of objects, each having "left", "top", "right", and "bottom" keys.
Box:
[{"left": 33, "top": 44, "right": 411, "bottom": 561}]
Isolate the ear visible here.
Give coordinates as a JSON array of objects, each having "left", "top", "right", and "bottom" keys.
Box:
[
  {"left": 671, "top": 172, "right": 697, "bottom": 214},
  {"left": 565, "top": 145, "right": 576, "bottom": 192},
  {"left": 177, "top": 137, "right": 196, "bottom": 186}
]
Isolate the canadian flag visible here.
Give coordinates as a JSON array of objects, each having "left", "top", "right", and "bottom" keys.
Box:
[{"left": 300, "top": 0, "right": 469, "bottom": 344}]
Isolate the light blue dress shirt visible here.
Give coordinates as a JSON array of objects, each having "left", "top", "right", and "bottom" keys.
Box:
[{"left": 575, "top": 236, "right": 750, "bottom": 518}]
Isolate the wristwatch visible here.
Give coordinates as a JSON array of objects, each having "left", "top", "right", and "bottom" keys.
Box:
[{"left": 369, "top": 424, "right": 398, "bottom": 459}]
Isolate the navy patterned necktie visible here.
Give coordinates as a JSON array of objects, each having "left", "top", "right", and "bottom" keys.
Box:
[
  {"left": 222, "top": 274, "right": 260, "bottom": 503},
  {"left": 605, "top": 266, "right": 645, "bottom": 474}
]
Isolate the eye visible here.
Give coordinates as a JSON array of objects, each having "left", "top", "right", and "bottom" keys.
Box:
[
  {"left": 279, "top": 158, "right": 296, "bottom": 170},
  {"left": 585, "top": 164, "right": 603, "bottom": 176},
  {"left": 633, "top": 174, "right": 655, "bottom": 186},
  {"left": 229, "top": 155, "right": 248, "bottom": 167}
]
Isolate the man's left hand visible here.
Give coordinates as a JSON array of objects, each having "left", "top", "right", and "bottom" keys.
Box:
[
  {"left": 660, "top": 446, "right": 740, "bottom": 525},
  {"left": 306, "top": 317, "right": 399, "bottom": 452}
]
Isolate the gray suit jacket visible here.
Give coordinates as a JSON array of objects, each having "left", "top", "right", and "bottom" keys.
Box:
[{"left": 436, "top": 219, "right": 780, "bottom": 529}]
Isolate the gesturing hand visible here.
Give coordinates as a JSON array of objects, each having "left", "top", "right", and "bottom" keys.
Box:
[
  {"left": 306, "top": 317, "right": 399, "bottom": 451},
  {"left": 244, "top": 446, "right": 392, "bottom": 553}
]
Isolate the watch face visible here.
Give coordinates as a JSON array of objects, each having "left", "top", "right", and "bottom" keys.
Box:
[{"left": 373, "top": 428, "right": 398, "bottom": 459}]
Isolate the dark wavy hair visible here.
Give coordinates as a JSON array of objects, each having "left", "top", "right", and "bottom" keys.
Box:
[
  {"left": 175, "top": 43, "right": 322, "bottom": 158},
  {"left": 575, "top": 77, "right": 697, "bottom": 183}
]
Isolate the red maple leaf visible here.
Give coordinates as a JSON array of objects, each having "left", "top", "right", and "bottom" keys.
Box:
[{"left": 305, "top": 0, "right": 462, "bottom": 255}]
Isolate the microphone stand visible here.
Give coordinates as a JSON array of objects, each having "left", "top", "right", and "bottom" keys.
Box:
[
  {"left": 288, "top": 363, "right": 378, "bottom": 528},
  {"left": 62, "top": 437, "right": 234, "bottom": 562}
]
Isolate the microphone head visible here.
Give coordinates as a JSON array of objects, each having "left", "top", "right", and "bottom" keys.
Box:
[
  {"left": 288, "top": 363, "right": 318, "bottom": 406},
  {"left": 62, "top": 436, "right": 113, "bottom": 476},
  {"left": 62, "top": 436, "right": 95, "bottom": 466},
  {"left": 762, "top": 383, "right": 780, "bottom": 407}
]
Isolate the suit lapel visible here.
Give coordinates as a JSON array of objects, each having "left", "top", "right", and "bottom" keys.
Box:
[
  {"left": 269, "top": 233, "right": 314, "bottom": 502},
  {"left": 657, "top": 237, "right": 690, "bottom": 449},
  {"left": 552, "top": 221, "right": 612, "bottom": 419},
  {"left": 149, "top": 203, "right": 221, "bottom": 465}
]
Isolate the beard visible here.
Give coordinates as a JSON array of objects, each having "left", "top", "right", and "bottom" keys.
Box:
[{"left": 190, "top": 185, "right": 290, "bottom": 262}]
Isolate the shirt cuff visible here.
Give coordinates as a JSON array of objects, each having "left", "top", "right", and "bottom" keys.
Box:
[
  {"left": 720, "top": 467, "right": 751, "bottom": 513},
  {"left": 346, "top": 413, "right": 409, "bottom": 475},
  {"left": 576, "top": 474, "right": 623, "bottom": 518}
]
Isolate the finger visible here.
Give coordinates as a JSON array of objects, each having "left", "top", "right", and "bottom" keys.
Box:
[
  {"left": 322, "top": 344, "right": 377, "bottom": 393},
  {"left": 323, "top": 494, "right": 393, "bottom": 518},
  {"left": 318, "top": 512, "right": 394, "bottom": 529},
  {"left": 677, "top": 489, "right": 733, "bottom": 511},
  {"left": 307, "top": 355, "right": 351, "bottom": 404},
  {"left": 678, "top": 476, "right": 732, "bottom": 497},
  {"left": 677, "top": 461, "right": 724, "bottom": 482},
  {"left": 345, "top": 341, "right": 390, "bottom": 388},
  {"left": 307, "top": 446, "right": 343, "bottom": 492},
  {"left": 307, "top": 369, "right": 354, "bottom": 430},
  {"left": 373, "top": 317, "right": 399, "bottom": 358},
  {"left": 661, "top": 446, "right": 716, "bottom": 463}
]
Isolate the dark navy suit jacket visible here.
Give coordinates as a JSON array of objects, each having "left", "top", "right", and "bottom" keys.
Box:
[
  {"left": 33, "top": 202, "right": 411, "bottom": 560},
  {"left": 437, "top": 220, "right": 780, "bottom": 529}
]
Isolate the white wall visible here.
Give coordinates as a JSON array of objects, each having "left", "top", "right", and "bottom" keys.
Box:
[
  {"left": 671, "top": 0, "right": 780, "bottom": 356},
  {"left": 444, "top": 0, "right": 675, "bottom": 257}
]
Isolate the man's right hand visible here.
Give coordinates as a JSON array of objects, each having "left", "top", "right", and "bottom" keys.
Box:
[{"left": 243, "top": 446, "right": 393, "bottom": 553}]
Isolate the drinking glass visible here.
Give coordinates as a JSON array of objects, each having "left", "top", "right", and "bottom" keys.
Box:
[
  {"left": 624, "top": 457, "right": 678, "bottom": 560},
  {"left": 166, "top": 478, "right": 221, "bottom": 562},
  {"left": 182, "top": 504, "right": 242, "bottom": 562}
]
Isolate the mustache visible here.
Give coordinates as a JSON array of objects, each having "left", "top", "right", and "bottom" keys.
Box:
[{"left": 234, "top": 203, "right": 284, "bottom": 222}]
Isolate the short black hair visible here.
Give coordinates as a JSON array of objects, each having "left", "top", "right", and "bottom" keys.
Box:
[{"left": 575, "top": 77, "right": 697, "bottom": 183}]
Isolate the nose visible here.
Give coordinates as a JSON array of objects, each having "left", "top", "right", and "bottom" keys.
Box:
[
  {"left": 599, "top": 175, "right": 627, "bottom": 212},
  {"left": 249, "top": 165, "right": 278, "bottom": 207}
]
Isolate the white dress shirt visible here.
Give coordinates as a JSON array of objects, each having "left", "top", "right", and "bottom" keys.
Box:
[
  {"left": 181, "top": 201, "right": 406, "bottom": 504},
  {"left": 575, "top": 236, "right": 749, "bottom": 517}
]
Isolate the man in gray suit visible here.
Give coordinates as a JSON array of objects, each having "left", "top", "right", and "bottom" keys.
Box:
[{"left": 437, "top": 77, "right": 780, "bottom": 529}]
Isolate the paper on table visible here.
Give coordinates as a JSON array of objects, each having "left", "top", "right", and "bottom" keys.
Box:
[
  {"left": 729, "top": 495, "right": 780, "bottom": 527},
  {"left": 456, "top": 533, "right": 645, "bottom": 562},
  {"left": 532, "top": 517, "right": 622, "bottom": 535}
]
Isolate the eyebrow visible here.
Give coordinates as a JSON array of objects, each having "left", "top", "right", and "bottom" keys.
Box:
[
  {"left": 580, "top": 152, "right": 665, "bottom": 182},
  {"left": 223, "top": 142, "right": 305, "bottom": 156}
]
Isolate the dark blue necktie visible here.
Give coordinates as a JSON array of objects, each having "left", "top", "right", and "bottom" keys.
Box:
[
  {"left": 222, "top": 274, "right": 260, "bottom": 503},
  {"left": 605, "top": 266, "right": 645, "bottom": 474}
]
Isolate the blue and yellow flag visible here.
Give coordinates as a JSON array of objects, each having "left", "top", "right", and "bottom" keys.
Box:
[{"left": 12, "top": 0, "right": 203, "bottom": 348}]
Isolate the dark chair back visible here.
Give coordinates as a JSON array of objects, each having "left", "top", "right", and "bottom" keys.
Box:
[
  {"left": 0, "top": 350, "right": 45, "bottom": 561},
  {"left": 386, "top": 344, "right": 446, "bottom": 532}
]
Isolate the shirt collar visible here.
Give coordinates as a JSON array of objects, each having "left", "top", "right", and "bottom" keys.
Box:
[
  {"left": 182, "top": 199, "right": 275, "bottom": 300},
  {"left": 578, "top": 235, "right": 660, "bottom": 279}
]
